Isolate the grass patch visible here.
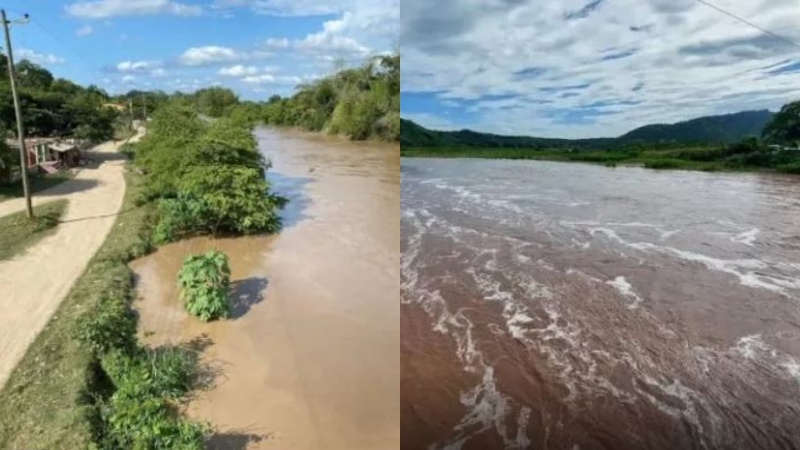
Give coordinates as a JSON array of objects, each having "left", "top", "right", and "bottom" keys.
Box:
[
  {"left": 0, "top": 199, "right": 68, "bottom": 261},
  {"left": 0, "top": 173, "right": 74, "bottom": 203},
  {"left": 0, "top": 164, "right": 206, "bottom": 449}
]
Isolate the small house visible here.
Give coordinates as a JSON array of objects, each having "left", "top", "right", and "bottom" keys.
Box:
[{"left": 49, "top": 143, "right": 80, "bottom": 168}]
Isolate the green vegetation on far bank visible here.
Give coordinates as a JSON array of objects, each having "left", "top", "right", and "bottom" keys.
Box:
[
  {"left": 402, "top": 144, "right": 800, "bottom": 174},
  {"left": 402, "top": 99, "right": 800, "bottom": 175},
  {"left": 0, "top": 199, "right": 68, "bottom": 261}
]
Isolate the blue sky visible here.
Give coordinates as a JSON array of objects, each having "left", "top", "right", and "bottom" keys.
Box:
[
  {"left": 5, "top": 0, "right": 397, "bottom": 99},
  {"left": 401, "top": 0, "right": 800, "bottom": 138}
]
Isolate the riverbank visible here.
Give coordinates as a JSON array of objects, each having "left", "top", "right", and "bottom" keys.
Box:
[
  {"left": 401, "top": 146, "right": 800, "bottom": 174},
  {"left": 131, "top": 127, "right": 400, "bottom": 449},
  {"left": 0, "top": 153, "right": 151, "bottom": 449}
]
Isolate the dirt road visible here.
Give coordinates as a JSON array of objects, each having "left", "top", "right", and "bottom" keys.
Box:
[{"left": 0, "top": 134, "right": 141, "bottom": 388}]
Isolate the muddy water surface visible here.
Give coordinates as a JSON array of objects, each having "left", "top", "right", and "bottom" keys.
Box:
[
  {"left": 131, "top": 128, "right": 399, "bottom": 449},
  {"left": 401, "top": 158, "right": 800, "bottom": 450}
]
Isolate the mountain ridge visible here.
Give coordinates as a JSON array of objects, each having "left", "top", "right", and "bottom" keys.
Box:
[{"left": 401, "top": 110, "right": 774, "bottom": 149}]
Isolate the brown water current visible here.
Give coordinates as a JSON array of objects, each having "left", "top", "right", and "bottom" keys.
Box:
[
  {"left": 400, "top": 158, "right": 800, "bottom": 450},
  {"left": 131, "top": 128, "right": 399, "bottom": 449}
]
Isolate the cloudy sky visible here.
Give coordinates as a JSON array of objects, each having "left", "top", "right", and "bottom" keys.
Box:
[
  {"left": 401, "top": 0, "right": 800, "bottom": 138},
  {"left": 7, "top": 0, "right": 397, "bottom": 99}
]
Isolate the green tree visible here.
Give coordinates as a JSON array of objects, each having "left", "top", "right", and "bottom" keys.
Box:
[
  {"left": 194, "top": 87, "right": 238, "bottom": 117},
  {"left": 15, "top": 60, "right": 54, "bottom": 90},
  {"left": 764, "top": 100, "right": 800, "bottom": 146}
]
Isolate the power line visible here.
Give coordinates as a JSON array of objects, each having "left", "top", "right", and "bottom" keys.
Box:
[
  {"left": 693, "top": 0, "right": 800, "bottom": 51},
  {"left": 27, "top": 18, "right": 105, "bottom": 88}
]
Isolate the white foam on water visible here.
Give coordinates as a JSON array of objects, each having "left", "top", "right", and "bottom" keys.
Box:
[
  {"left": 732, "top": 228, "right": 760, "bottom": 246},
  {"left": 403, "top": 209, "right": 536, "bottom": 450},
  {"left": 659, "top": 229, "right": 681, "bottom": 241},
  {"left": 734, "top": 334, "right": 770, "bottom": 360},
  {"left": 606, "top": 276, "right": 643, "bottom": 309},
  {"left": 588, "top": 233, "right": 800, "bottom": 298}
]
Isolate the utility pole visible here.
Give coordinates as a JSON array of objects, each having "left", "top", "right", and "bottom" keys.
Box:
[
  {"left": 141, "top": 93, "right": 147, "bottom": 129},
  {"left": 128, "top": 99, "right": 133, "bottom": 132},
  {"left": 1, "top": 10, "right": 32, "bottom": 218}
]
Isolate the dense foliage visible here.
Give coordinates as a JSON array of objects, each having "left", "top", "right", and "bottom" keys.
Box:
[
  {"left": 132, "top": 102, "right": 283, "bottom": 243},
  {"left": 403, "top": 137, "right": 800, "bottom": 174},
  {"left": 263, "top": 54, "right": 400, "bottom": 141},
  {"left": 177, "top": 251, "right": 231, "bottom": 322},
  {"left": 0, "top": 56, "right": 119, "bottom": 142},
  {"left": 96, "top": 347, "right": 207, "bottom": 449},
  {"left": 401, "top": 110, "right": 776, "bottom": 150},
  {"left": 763, "top": 100, "right": 800, "bottom": 146}
]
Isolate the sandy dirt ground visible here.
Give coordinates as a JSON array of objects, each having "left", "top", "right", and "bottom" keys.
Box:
[{"left": 0, "top": 133, "right": 142, "bottom": 389}]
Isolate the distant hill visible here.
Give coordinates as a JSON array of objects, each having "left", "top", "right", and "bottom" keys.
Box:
[
  {"left": 620, "top": 110, "right": 774, "bottom": 143},
  {"left": 401, "top": 110, "right": 775, "bottom": 149},
  {"left": 400, "top": 118, "right": 614, "bottom": 149}
]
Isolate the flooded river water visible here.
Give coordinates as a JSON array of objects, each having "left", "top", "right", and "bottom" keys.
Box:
[
  {"left": 131, "top": 128, "right": 399, "bottom": 449},
  {"left": 401, "top": 158, "right": 800, "bottom": 450}
]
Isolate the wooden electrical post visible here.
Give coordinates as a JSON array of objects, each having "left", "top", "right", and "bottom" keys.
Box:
[{"left": 1, "top": 9, "right": 32, "bottom": 218}]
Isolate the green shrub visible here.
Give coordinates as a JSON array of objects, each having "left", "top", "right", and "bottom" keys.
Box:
[
  {"left": 176, "top": 165, "right": 283, "bottom": 235},
  {"left": 152, "top": 196, "right": 208, "bottom": 244},
  {"left": 74, "top": 299, "right": 137, "bottom": 355},
  {"left": 102, "top": 347, "right": 198, "bottom": 401},
  {"left": 778, "top": 161, "right": 800, "bottom": 174},
  {"left": 178, "top": 251, "right": 231, "bottom": 322},
  {"left": 644, "top": 159, "right": 682, "bottom": 169},
  {"left": 99, "top": 395, "right": 207, "bottom": 449}
]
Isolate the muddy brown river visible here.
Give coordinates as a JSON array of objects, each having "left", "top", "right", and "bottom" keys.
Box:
[
  {"left": 131, "top": 128, "right": 399, "bottom": 449},
  {"left": 401, "top": 158, "right": 800, "bottom": 450}
]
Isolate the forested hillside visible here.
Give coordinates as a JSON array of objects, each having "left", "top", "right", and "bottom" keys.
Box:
[
  {"left": 401, "top": 110, "right": 776, "bottom": 149},
  {"left": 262, "top": 53, "right": 399, "bottom": 141},
  {"left": 620, "top": 110, "right": 774, "bottom": 143}
]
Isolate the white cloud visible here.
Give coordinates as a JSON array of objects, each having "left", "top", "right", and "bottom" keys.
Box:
[
  {"left": 264, "top": 37, "right": 289, "bottom": 48},
  {"left": 242, "top": 74, "right": 303, "bottom": 85},
  {"left": 219, "top": 65, "right": 260, "bottom": 76},
  {"left": 178, "top": 46, "right": 271, "bottom": 66},
  {"left": 65, "top": 0, "right": 202, "bottom": 19},
  {"left": 17, "top": 49, "right": 65, "bottom": 65},
  {"left": 179, "top": 46, "right": 244, "bottom": 66},
  {"left": 151, "top": 68, "right": 168, "bottom": 77},
  {"left": 121, "top": 74, "right": 137, "bottom": 83},
  {"left": 76, "top": 25, "right": 93, "bottom": 36},
  {"left": 116, "top": 60, "right": 160, "bottom": 72},
  {"left": 294, "top": 26, "right": 370, "bottom": 60},
  {"left": 211, "top": 0, "right": 338, "bottom": 16},
  {"left": 221, "top": 0, "right": 397, "bottom": 64},
  {"left": 402, "top": 0, "right": 800, "bottom": 138}
]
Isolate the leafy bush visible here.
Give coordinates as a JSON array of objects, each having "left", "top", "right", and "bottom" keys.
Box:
[
  {"left": 178, "top": 251, "right": 231, "bottom": 322},
  {"left": 74, "top": 298, "right": 137, "bottom": 355},
  {"left": 778, "top": 161, "right": 800, "bottom": 174},
  {"left": 102, "top": 347, "right": 198, "bottom": 401},
  {"left": 262, "top": 54, "right": 399, "bottom": 141},
  {"left": 176, "top": 165, "right": 283, "bottom": 235},
  {"left": 644, "top": 159, "right": 682, "bottom": 169},
  {"left": 152, "top": 195, "right": 208, "bottom": 244},
  {"left": 99, "top": 395, "right": 207, "bottom": 450}
]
